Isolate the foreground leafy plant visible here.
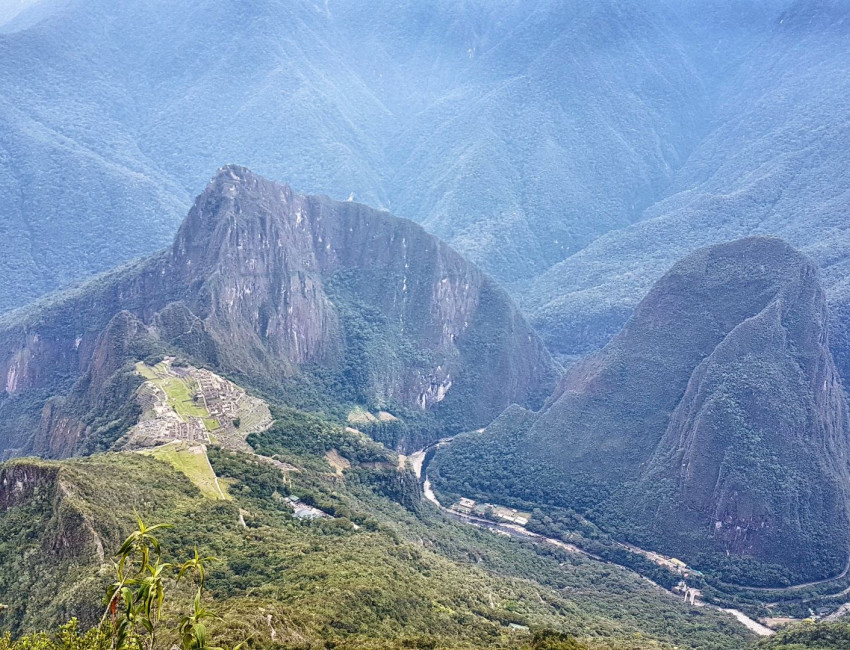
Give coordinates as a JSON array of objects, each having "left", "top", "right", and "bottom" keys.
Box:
[
  {"left": 176, "top": 548, "right": 226, "bottom": 650},
  {"left": 103, "top": 514, "right": 174, "bottom": 650},
  {"left": 0, "top": 515, "right": 242, "bottom": 650}
]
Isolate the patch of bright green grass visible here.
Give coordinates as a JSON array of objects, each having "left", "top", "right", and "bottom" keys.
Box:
[
  {"left": 136, "top": 362, "right": 159, "bottom": 380},
  {"left": 141, "top": 442, "right": 228, "bottom": 501},
  {"left": 135, "top": 362, "right": 210, "bottom": 421},
  {"left": 160, "top": 376, "right": 208, "bottom": 419}
]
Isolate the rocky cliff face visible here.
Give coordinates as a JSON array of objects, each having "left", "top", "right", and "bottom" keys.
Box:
[
  {"left": 0, "top": 461, "right": 105, "bottom": 561},
  {"left": 0, "top": 166, "right": 556, "bottom": 458},
  {"left": 435, "top": 237, "right": 850, "bottom": 582}
]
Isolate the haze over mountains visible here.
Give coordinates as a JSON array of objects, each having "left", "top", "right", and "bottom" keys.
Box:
[
  {"left": 3, "top": 0, "right": 850, "bottom": 646},
  {"left": 524, "top": 0, "right": 850, "bottom": 363},
  {"left": 5, "top": 0, "right": 840, "bottom": 319}
]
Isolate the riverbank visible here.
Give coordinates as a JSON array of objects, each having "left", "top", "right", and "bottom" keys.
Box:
[{"left": 413, "top": 439, "right": 775, "bottom": 638}]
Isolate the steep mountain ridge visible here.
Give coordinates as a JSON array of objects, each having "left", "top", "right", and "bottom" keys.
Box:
[
  {"left": 434, "top": 237, "right": 850, "bottom": 584},
  {"left": 0, "top": 460, "right": 107, "bottom": 563},
  {"left": 0, "top": 166, "right": 555, "bottom": 459}
]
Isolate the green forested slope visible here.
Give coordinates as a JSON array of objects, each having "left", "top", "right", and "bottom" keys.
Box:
[
  {"left": 0, "top": 410, "right": 753, "bottom": 649},
  {"left": 756, "top": 622, "right": 850, "bottom": 650},
  {"left": 434, "top": 238, "right": 850, "bottom": 587}
]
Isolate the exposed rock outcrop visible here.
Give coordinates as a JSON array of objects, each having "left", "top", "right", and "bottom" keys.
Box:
[{"left": 0, "top": 166, "right": 556, "bottom": 457}]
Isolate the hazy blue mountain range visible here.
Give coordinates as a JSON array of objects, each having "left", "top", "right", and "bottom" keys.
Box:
[
  {"left": 524, "top": 0, "right": 850, "bottom": 366},
  {"left": 0, "top": 0, "right": 801, "bottom": 313}
]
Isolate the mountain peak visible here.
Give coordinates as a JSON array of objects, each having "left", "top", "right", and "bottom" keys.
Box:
[
  {"left": 213, "top": 164, "right": 254, "bottom": 181},
  {"left": 0, "top": 168, "right": 556, "bottom": 458},
  {"left": 203, "top": 164, "right": 293, "bottom": 196},
  {"left": 171, "top": 166, "right": 296, "bottom": 273},
  {"left": 435, "top": 236, "right": 850, "bottom": 584},
  {"left": 200, "top": 164, "right": 294, "bottom": 206}
]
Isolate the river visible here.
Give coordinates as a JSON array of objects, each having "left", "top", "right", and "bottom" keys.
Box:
[{"left": 413, "top": 439, "right": 774, "bottom": 638}]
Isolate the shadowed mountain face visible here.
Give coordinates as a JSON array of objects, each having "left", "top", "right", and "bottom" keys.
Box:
[
  {"left": 0, "top": 0, "right": 794, "bottom": 312},
  {"left": 434, "top": 238, "right": 850, "bottom": 583},
  {"left": 0, "top": 167, "right": 556, "bottom": 459}
]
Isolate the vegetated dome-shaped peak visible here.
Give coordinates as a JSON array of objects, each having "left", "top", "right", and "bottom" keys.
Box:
[
  {"left": 680, "top": 235, "right": 809, "bottom": 277},
  {"left": 545, "top": 235, "right": 813, "bottom": 407},
  {"left": 642, "top": 235, "right": 813, "bottom": 311},
  {"left": 615, "top": 235, "right": 818, "bottom": 356}
]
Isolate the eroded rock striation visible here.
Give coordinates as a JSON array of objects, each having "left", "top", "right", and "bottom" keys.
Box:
[{"left": 0, "top": 166, "right": 556, "bottom": 458}]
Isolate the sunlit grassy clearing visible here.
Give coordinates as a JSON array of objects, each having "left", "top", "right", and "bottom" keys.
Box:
[
  {"left": 135, "top": 362, "right": 210, "bottom": 420},
  {"left": 141, "top": 441, "right": 228, "bottom": 500}
]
